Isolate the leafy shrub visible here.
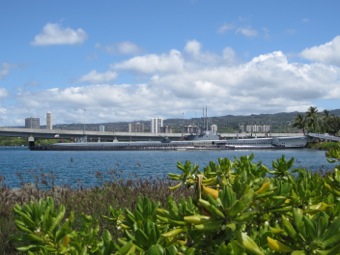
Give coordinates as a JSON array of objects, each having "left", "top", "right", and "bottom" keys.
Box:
[{"left": 12, "top": 149, "right": 340, "bottom": 254}]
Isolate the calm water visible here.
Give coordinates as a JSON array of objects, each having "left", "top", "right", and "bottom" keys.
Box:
[{"left": 0, "top": 147, "right": 334, "bottom": 189}]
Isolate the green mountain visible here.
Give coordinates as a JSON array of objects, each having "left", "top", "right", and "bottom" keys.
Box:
[{"left": 53, "top": 109, "right": 340, "bottom": 134}]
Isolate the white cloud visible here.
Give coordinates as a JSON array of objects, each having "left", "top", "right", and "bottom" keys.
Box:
[
  {"left": 218, "top": 23, "right": 234, "bottom": 34},
  {"left": 183, "top": 40, "right": 227, "bottom": 66},
  {"left": 77, "top": 70, "right": 117, "bottom": 83},
  {"left": 117, "top": 41, "right": 142, "bottom": 55},
  {"left": 218, "top": 22, "right": 257, "bottom": 37},
  {"left": 222, "top": 47, "right": 238, "bottom": 65},
  {"left": 31, "top": 23, "right": 87, "bottom": 46},
  {"left": 236, "top": 27, "right": 257, "bottom": 37},
  {"left": 300, "top": 36, "right": 340, "bottom": 66},
  {"left": 112, "top": 49, "right": 183, "bottom": 74},
  {"left": 3, "top": 38, "right": 340, "bottom": 125},
  {"left": 96, "top": 41, "right": 142, "bottom": 55},
  {"left": 0, "top": 63, "right": 13, "bottom": 79},
  {"left": 16, "top": 83, "right": 158, "bottom": 123},
  {"left": 0, "top": 88, "right": 7, "bottom": 99},
  {"left": 184, "top": 40, "right": 201, "bottom": 57}
]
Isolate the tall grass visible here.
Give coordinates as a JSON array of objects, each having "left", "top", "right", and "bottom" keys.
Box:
[{"left": 0, "top": 171, "right": 194, "bottom": 255}]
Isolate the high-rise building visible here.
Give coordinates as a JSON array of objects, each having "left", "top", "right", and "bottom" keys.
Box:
[
  {"left": 46, "top": 112, "right": 53, "bottom": 130},
  {"left": 160, "top": 126, "right": 173, "bottom": 133},
  {"left": 99, "top": 125, "right": 105, "bottom": 132},
  {"left": 150, "top": 118, "right": 163, "bottom": 133},
  {"left": 129, "top": 122, "right": 145, "bottom": 132},
  {"left": 25, "top": 117, "right": 40, "bottom": 129}
]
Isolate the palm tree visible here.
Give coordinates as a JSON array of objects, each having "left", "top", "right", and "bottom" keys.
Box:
[
  {"left": 323, "top": 110, "right": 331, "bottom": 118},
  {"left": 292, "top": 113, "right": 307, "bottom": 135},
  {"left": 306, "top": 106, "right": 319, "bottom": 133},
  {"left": 320, "top": 110, "right": 332, "bottom": 133},
  {"left": 323, "top": 115, "right": 340, "bottom": 136}
]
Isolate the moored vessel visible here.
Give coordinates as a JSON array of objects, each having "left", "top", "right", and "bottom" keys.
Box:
[
  {"left": 29, "top": 134, "right": 309, "bottom": 151},
  {"left": 29, "top": 107, "right": 310, "bottom": 151}
]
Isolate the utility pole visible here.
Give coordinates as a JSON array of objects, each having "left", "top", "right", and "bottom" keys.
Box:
[{"left": 83, "top": 108, "right": 86, "bottom": 136}]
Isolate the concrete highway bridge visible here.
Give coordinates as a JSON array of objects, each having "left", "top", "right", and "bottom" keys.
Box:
[
  {"left": 0, "top": 127, "right": 321, "bottom": 142},
  {"left": 307, "top": 133, "right": 340, "bottom": 142},
  {"left": 0, "top": 127, "right": 183, "bottom": 142}
]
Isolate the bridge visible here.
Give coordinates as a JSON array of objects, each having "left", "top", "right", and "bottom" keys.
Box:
[
  {"left": 0, "top": 127, "right": 310, "bottom": 142},
  {"left": 307, "top": 133, "right": 340, "bottom": 142},
  {"left": 0, "top": 127, "right": 183, "bottom": 141}
]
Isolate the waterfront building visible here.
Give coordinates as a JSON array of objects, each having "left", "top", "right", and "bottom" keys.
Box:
[
  {"left": 160, "top": 126, "right": 173, "bottom": 133},
  {"left": 150, "top": 118, "right": 163, "bottom": 133},
  {"left": 239, "top": 124, "right": 245, "bottom": 133},
  {"left": 25, "top": 117, "right": 40, "bottom": 129},
  {"left": 245, "top": 124, "right": 271, "bottom": 133},
  {"left": 129, "top": 122, "right": 145, "bottom": 132},
  {"left": 183, "top": 125, "right": 197, "bottom": 134},
  {"left": 46, "top": 112, "right": 53, "bottom": 130},
  {"left": 99, "top": 125, "right": 105, "bottom": 132}
]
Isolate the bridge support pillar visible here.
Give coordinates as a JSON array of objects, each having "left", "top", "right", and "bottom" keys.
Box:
[{"left": 28, "top": 136, "right": 35, "bottom": 148}]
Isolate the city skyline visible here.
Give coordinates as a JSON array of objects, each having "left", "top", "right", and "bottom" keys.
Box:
[{"left": 1, "top": 0, "right": 340, "bottom": 127}]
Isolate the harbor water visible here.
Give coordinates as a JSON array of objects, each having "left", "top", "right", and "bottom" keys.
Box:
[{"left": 0, "top": 147, "right": 335, "bottom": 189}]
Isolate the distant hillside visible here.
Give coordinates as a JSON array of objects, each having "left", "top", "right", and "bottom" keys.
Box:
[{"left": 53, "top": 109, "right": 340, "bottom": 133}]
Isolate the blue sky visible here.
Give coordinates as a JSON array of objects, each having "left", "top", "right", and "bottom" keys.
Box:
[{"left": 1, "top": 0, "right": 340, "bottom": 126}]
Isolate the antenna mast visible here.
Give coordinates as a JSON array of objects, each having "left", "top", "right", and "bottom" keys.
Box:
[{"left": 205, "top": 106, "right": 208, "bottom": 131}]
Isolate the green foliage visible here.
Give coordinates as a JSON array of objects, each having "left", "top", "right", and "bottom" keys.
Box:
[
  {"left": 308, "top": 142, "right": 340, "bottom": 151},
  {"left": 0, "top": 137, "right": 28, "bottom": 146},
  {"left": 12, "top": 148, "right": 340, "bottom": 254},
  {"left": 13, "top": 197, "right": 115, "bottom": 254},
  {"left": 293, "top": 106, "right": 340, "bottom": 135}
]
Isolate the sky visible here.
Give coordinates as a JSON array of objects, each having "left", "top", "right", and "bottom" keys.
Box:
[{"left": 1, "top": 0, "right": 340, "bottom": 127}]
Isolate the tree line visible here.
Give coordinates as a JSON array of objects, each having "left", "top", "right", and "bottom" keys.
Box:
[{"left": 293, "top": 106, "right": 340, "bottom": 135}]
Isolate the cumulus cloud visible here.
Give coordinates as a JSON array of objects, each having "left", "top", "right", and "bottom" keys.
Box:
[
  {"left": 184, "top": 40, "right": 201, "bottom": 57},
  {"left": 112, "top": 49, "right": 183, "bottom": 74},
  {"left": 300, "top": 36, "right": 340, "bottom": 66},
  {"left": 31, "top": 23, "right": 87, "bottom": 46},
  {"left": 17, "top": 83, "right": 158, "bottom": 123},
  {"left": 183, "top": 40, "right": 228, "bottom": 67},
  {"left": 77, "top": 70, "right": 117, "bottom": 83},
  {"left": 5, "top": 38, "right": 340, "bottom": 125},
  {"left": 222, "top": 47, "right": 238, "bottom": 64},
  {"left": 96, "top": 41, "right": 142, "bottom": 55}
]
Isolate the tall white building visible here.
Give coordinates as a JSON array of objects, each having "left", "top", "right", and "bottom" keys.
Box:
[
  {"left": 150, "top": 118, "right": 163, "bottom": 133},
  {"left": 46, "top": 112, "right": 53, "bottom": 130}
]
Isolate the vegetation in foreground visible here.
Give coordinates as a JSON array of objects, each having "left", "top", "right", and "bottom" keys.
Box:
[
  {"left": 0, "top": 174, "right": 193, "bottom": 255},
  {"left": 0, "top": 147, "right": 339, "bottom": 254}
]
